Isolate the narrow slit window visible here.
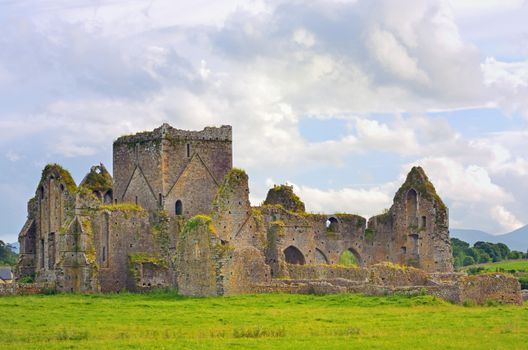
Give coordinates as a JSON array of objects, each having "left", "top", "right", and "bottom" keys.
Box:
[{"left": 186, "top": 143, "right": 191, "bottom": 157}]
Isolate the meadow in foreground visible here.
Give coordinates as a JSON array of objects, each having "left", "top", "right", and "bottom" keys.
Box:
[{"left": 0, "top": 292, "right": 527, "bottom": 349}]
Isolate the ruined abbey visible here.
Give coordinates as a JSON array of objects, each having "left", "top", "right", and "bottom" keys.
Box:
[{"left": 14, "top": 124, "right": 523, "bottom": 304}]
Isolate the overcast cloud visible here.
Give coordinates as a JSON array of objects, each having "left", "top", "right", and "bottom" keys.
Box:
[{"left": 1, "top": 0, "right": 528, "bottom": 242}]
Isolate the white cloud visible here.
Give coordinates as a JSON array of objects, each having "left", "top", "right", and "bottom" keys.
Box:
[
  {"left": 0, "top": 0, "right": 527, "bottom": 238},
  {"left": 291, "top": 182, "right": 395, "bottom": 218},
  {"left": 367, "top": 26, "right": 430, "bottom": 85},
  {"left": 482, "top": 57, "right": 528, "bottom": 89},
  {"left": 491, "top": 205, "right": 523, "bottom": 233},
  {"left": 292, "top": 28, "right": 316, "bottom": 47}
]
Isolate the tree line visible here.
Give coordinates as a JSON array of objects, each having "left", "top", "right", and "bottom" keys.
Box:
[{"left": 451, "top": 238, "right": 528, "bottom": 269}]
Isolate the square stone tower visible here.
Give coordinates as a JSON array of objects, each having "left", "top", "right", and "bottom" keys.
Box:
[{"left": 113, "top": 123, "right": 232, "bottom": 217}]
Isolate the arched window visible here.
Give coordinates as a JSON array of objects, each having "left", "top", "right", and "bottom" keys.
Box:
[
  {"left": 175, "top": 200, "right": 183, "bottom": 215},
  {"left": 103, "top": 190, "right": 113, "bottom": 204},
  {"left": 283, "top": 246, "right": 305, "bottom": 265},
  {"left": 325, "top": 217, "right": 339, "bottom": 232}
]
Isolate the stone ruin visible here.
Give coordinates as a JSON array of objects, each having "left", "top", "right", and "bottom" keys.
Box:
[{"left": 13, "top": 124, "right": 523, "bottom": 304}]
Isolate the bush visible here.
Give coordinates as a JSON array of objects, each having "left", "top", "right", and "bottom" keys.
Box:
[
  {"left": 518, "top": 277, "right": 528, "bottom": 290},
  {"left": 17, "top": 276, "right": 34, "bottom": 284},
  {"left": 478, "top": 253, "right": 491, "bottom": 264},
  {"left": 462, "top": 256, "right": 475, "bottom": 266}
]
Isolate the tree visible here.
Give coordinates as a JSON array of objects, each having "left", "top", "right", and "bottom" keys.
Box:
[
  {"left": 0, "top": 240, "right": 18, "bottom": 266},
  {"left": 478, "top": 252, "right": 491, "bottom": 264},
  {"left": 462, "top": 256, "right": 475, "bottom": 266},
  {"left": 496, "top": 243, "right": 510, "bottom": 260}
]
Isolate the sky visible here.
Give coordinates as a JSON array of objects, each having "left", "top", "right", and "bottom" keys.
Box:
[{"left": 1, "top": 0, "right": 528, "bottom": 243}]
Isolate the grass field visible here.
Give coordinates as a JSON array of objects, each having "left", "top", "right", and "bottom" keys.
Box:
[
  {"left": 0, "top": 292, "right": 527, "bottom": 349},
  {"left": 463, "top": 259, "right": 528, "bottom": 272}
]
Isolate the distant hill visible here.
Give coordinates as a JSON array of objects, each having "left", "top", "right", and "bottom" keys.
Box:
[{"left": 451, "top": 226, "right": 528, "bottom": 252}]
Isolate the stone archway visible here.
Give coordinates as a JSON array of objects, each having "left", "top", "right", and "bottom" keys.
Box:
[
  {"left": 338, "top": 248, "right": 363, "bottom": 267},
  {"left": 283, "top": 246, "right": 305, "bottom": 265}
]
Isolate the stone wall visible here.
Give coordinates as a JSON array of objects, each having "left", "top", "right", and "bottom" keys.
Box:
[
  {"left": 222, "top": 246, "right": 271, "bottom": 295},
  {"left": 17, "top": 124, "right": 517, "bottom": 303},
  {"left": 113, "top": 123, "right": 232, "bottom": 217},
  {"left": 16, "top": 165, "right": 77, "bottom": 283},
  {"left": 367, "top": 167, "right": 453, "bottom": 272},
  {"left": 91, "top": 208, "right": 161, "bottom": 292},
  {"left": 457, "top": 274, "right": 522, "bottom": 305},
  {"left": 0, "top": 283, "right": 44, "bottom": 296},
  {"left": 258, "top": 167, "right": 453, "bottom": 273},
  {"left": 176, "top": 216, "right": 224, "bottom": 297}
]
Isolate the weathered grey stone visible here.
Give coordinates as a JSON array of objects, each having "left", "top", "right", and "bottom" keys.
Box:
[{"left": 12, "top": 124, "right": 519, "bottom": 304}]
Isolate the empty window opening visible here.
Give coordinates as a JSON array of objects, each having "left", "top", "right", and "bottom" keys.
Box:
[
  {"left": 283, "top": 246, "right": 305, "bottom": 265},
  {"left": 326, "top": 217, "right": 339, "bottom": 232},
  {"left": 421, "top": 216, "right": 427, "bottom": 229},
  {"left": 159, "top": 193, "right": 163, "bottom": 206},
  {"left": 104, "top": 191, "right": 113, "bottom": 204},
  {"left": 39, "top": 186, "right": 44, "bottom": 200},
  {"left": 186, "top": 143, "right": 191, "bottom": 157},
  {"left": 135, "top": 196, "right": 138, "bottom": 205},
  {"left": 175, "top": 200, "right": 183, "bottom": 215},
  {"left": 102, "top": 246, "right": 106, "bottom": 262},
  {"left": 338, "top": 248, "right": 362, "bottom": 266}
]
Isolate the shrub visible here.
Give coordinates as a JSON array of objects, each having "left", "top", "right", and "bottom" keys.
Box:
[
  {"left": 462, "top": 256, "right": 475, "bottom": 266},
  {"left": 518, "top": 277, "right": 528, "bottom": 290},
  {"left": 17, "top": 276, "right": 34, "bottom": 284}
]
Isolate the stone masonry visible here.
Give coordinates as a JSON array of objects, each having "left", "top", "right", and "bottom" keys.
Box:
[{"left": 14, "top": 124, "right": 522, "bottom": 304}]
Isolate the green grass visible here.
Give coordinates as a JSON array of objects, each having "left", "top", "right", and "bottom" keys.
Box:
[
  {"left": 462, "top": 259, "right": 528, "bottom": 273},
  {"left": 0, "top": 292, "right": 527, "bottom": 349}
]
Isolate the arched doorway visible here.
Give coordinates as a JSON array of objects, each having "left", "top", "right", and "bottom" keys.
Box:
[
  {"left": 175, "top": 200, "right": 183, "bottom": 215},
  {"left": 283, "top": 246, "right": 305, "bottom": 265},
  {"left": 338, "top": 248, "right": 362, "bottom": 266}
]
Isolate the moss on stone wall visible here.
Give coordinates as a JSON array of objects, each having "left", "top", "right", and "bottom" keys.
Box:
[
  {"left": 40, "top": 164, "right": 77, "bottom": 193},
  {"left": 80, "top": 164, "right": 112, "bottom": 192},
  {"left": 100, "top": 203, "right": 144, "bottom": 212},
  {"left": 213, "top": 168, "right": 248, "bottom": 214},
  {"left": 263, "top": 184, "right": 305, "bottom": 213},
  {"left": 365, "top": 228, "right": 375, "bottom": 243},
  {"left": 395, "top": 166, "right": 446, "bottom": 211},
  {"left": 128, "top": 253, "right": 168, "bottom": 268},
  {"left": 182, "top": 215, "right": 216, "bottom": 237}
]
